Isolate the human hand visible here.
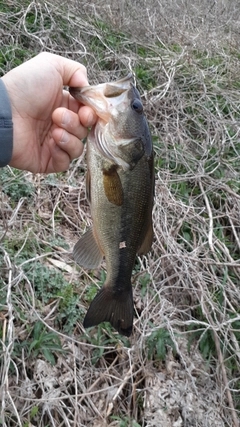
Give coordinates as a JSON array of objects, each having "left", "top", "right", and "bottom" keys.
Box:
[{"left": 1, "top": 52, "right": 97, "bottom": 173}]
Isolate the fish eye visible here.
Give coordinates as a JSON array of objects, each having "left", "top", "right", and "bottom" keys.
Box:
[{"left": 131, "top": 99, "right": 143, "bottom": 114}]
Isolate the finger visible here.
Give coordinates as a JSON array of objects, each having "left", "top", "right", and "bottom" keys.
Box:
[
  {"left": 62, "top": 91, "right": 98, "bottom": 127},
  {"left": 61, "top": 90, "right": 89, "bottom": 114},
  {"left": 52, "top": 108, "right": 85, "bottom": 140},
  {"left": 78, "top": 106, "right": 97, "bottom": 128},
  {"left": 60, "top": 90, "right": 80, "bottom": 113},
  {"left": 49, "top": 53, "right": 89, "bottom": 87},
  {"left": 52, "top": 106, "right": 96, "bottom": 136},
  {"left": 51, "top": 128, "right": 85, "bottom": 161},
  {"left": 48, "top": 139, "right": 71, "bottom": 173}
]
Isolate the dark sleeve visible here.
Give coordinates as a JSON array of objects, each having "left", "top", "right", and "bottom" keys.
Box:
[{"left": 0, "top": 79, "right": 13, "bottom": 168}]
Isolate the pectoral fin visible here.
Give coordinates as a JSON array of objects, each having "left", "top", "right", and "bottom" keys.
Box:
[
  {"left": 103, "top": 166, "right": 123, "bottom": 206},
  {"left": 73, "top": 228, "right": 102, "bottom": 269}
]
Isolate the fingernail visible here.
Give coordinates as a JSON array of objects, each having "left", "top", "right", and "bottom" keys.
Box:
[
  {"left": 61, "top": 110, "right": 71, "bottom": 126},
  {"left": 59, "top": 130, "right": 69, "bottom": 145}
]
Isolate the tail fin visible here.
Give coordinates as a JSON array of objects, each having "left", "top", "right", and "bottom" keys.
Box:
[{"left": 83, "top": 285, "right": 133, "bottom": 337}]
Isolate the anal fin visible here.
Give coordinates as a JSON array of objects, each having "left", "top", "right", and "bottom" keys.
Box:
[{"left": 73, "top": 228, "right": 102, "bottom": 269}]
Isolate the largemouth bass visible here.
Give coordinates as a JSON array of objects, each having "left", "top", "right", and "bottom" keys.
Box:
[{"left": 69, "top": 74, "right": 154, "bottom": 336}]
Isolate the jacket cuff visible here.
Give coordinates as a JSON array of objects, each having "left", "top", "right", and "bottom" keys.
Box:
[{"left": 0, "top": 78, "right": 13, "bottom": 167}]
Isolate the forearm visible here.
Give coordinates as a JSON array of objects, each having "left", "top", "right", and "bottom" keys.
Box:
[{"left": 0, "top": 79, "right": 13, "bottom": 167}]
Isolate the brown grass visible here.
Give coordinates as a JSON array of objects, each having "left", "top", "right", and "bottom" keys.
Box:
[{"left": 0, "top": 1, "right": 240, "bottom": 426}]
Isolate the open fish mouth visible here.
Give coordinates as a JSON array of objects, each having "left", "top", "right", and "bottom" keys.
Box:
[
  {"left": 69, "top": 74, "right": 134, "bottom": 122},
  {"left": 70, "top": 73, "right": 133, "bottom": 97}
]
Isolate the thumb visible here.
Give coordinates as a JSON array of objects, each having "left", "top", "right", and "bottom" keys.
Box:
[
  {"left": 55, "top": 55, "right": 89, "bottom": 87},
  {"left": 36, "top": 52, "right": 89, "bottom": 87}
]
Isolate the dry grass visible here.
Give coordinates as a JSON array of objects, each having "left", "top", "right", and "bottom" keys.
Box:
[{"left": 0, "top": 1, "right": 240, "bottom": 426}]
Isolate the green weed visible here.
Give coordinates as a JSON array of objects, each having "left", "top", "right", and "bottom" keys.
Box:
[
  {"left": 22, "top": 406, "right": 39, "bottom": 427},
  {"left": 14, "top": 321, "right": 64, "bottom": 365},
  {"left": 139, "top": 273, "right": 151, "bottom": 298},
  {"left": 57, "top": 283, "right": 84, "bottom": 334},
  {"left": 146, "top": 325, "right": 176, "bottom": 361},
  {"left": 84, "top": 269, "right": 107, "bottom": 303},
  {"left": 0, "top": 168, "right": 35, "bottom": 202},
  {"left": 135, "top": 45, "right": 157, "bottom": 58},
  {"left": 170, "top": 43, "right": 183, "bottom": 53},
  {"left": 134, "top": 64, "right": 157, "bottom": 90},
  {"left": 188, "top": 308, "right": 240, "bottom": 376},
  {"left": 81, "top": 323, "right": 130, "bottom": 365},
  {"left": 0, "top": 47, "right": 33, "bottom": 74},
  {"left": 1, "top": 236, "right": 83, "bottom": 335},
  {"left": 23, "top": 261, "right": 82, "bottom": 333}
]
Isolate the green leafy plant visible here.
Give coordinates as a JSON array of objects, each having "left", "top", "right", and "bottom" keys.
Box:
[
  {"left": 22, "top": 406, "right": 39, "bottom": 427},
  {"left": 134, "top": 64, "right": 157, "bottom": 90},
  {"left": 0, "top": 168, "right": 34, "bottom": 202},
  {"left": 146, "top": 325, "right": 176, "bottom": 361},
  {"left": 57, "top": 283, "right": 83, "bottom": 334},
  {"left": 139, "top": 272, "right": 151, "bottom": 298},
  {"left": 81, "top": 323, "right": 130, "bottom": 365},
  {"left": 18, "top": 321, "right": 64, "bottom": 365}
]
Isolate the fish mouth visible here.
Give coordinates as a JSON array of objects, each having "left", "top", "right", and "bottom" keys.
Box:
[{"left": 69, "top": 74, "right": 134, "bottom": 122}]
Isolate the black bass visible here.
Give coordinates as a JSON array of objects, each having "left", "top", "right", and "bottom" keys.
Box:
[{"left": 69, "top": 74, "right": 154, "bottom": 336}]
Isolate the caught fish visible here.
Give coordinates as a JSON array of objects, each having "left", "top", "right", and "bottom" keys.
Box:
[{"left": 69, "top": 74, "right": 154, "bottom": 336}]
